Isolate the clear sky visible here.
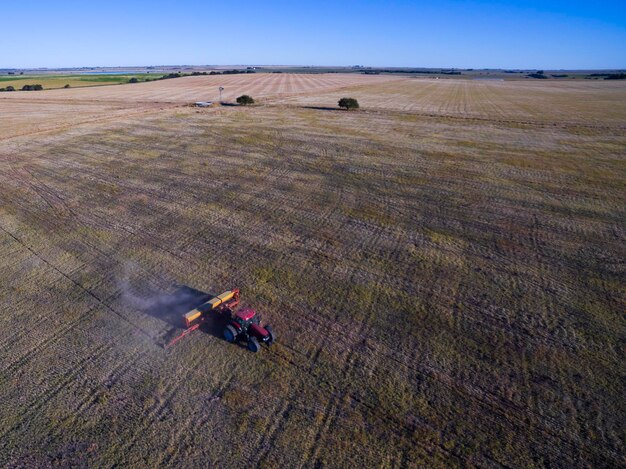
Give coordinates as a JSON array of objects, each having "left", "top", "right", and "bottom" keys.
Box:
[{"left": 2, "top": 1, "right": 624, "bottom": 69}]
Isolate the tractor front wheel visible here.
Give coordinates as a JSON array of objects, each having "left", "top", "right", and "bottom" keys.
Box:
[
  {"left": 223, "top": 325, "right": 238, "bottom": 343},
  {"left": 247, "top": 336, "right": 260, "bottom": 353},
  {"left": 266, "top": 325, "right": 276, "bottom": 345}
]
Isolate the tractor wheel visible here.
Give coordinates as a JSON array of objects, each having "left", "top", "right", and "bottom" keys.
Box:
[
  {"left": 266, "top": 325, "right": 276, "bottom": 345},
  {"left": 223, "top": 325, "right": 237, "bottom": 343},
  {"left": 247, "top": 336, "right": 260, "bottom": 353}
]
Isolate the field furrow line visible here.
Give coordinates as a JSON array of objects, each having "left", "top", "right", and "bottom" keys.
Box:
[{"left": 0, "top": 342, "right": 110, "bottom": 448}]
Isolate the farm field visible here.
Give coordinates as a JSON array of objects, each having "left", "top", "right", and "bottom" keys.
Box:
[
  {"left": 0, "top": 74, "right": 400, "bottom": 140},
  {"left": 0, "top": 73, "right": 401, "bottom": 104},
  {"left": 0, "top": 74, "right": 166, "bottom": 90},
  {"left": 276, "top": 78, "right": 626, "bottom": 125},
  {"left": 0, "top": 74, "right": 624, "bottom": 467}
]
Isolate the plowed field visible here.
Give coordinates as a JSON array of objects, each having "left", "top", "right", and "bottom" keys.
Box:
[{"left": 0, "top": 74, "right": 624, "bottom": 468}]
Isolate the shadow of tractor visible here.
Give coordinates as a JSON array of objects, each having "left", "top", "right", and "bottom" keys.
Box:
[
  {"left": 140, "top": 285, "right": 212, "bottom": 328},
  {"left": 138, "top": 285, "right": 231, "bottom": 341}
]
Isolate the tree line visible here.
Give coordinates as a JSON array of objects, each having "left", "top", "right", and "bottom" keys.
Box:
[{"left": 0, "top": 84, "right": 43, "bottom": 92}]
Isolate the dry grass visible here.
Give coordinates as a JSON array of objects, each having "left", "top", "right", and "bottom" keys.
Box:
[
  {"left": 0, "top": 73, "right": 401, "bottom": 140},
  {"left": 0, "top": 74, "right": 163, "bottom": 90},
  {"left": 0, "top": 75, "right": 624, "bottom": 468},
  {"left": 0, "top": 73, "right": 401, "bottom": 104},
  {"left": 275, "top": 78, "right": 626, "bottom": 125}
]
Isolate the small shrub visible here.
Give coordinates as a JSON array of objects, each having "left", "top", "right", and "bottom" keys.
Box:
[
  {"left": 236, "top": 95, "right": 254, "bottom": 105},
  {"left": 128, "top": 78, "right": 139, "bottom": 83},
  {"left": 6, "top": 86, "right": 15, "bottom": 91},
  {"left": 64, "top": 84, "right": 71, "bottom": 88},
  {"left": 338, "top": 97, "right": 359, "bottom": 110},
  {"left": 21, "top": 84, "right": 43, "bottom": 91}
]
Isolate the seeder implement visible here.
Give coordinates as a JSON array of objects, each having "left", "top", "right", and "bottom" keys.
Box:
[{"left": 165, "top": 289, "right": 240, "bottom": 348}]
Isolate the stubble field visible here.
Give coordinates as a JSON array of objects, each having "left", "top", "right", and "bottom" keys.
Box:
[{"left": 0, "top": 74, "right": 624, "bottom": 468}]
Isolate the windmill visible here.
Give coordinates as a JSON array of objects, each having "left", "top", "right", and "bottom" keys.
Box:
[{"left": 219, "top": 86, "right": 224, "bottom": 102}]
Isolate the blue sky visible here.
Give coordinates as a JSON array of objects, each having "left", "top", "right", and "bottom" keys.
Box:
[{"left": 2, "top": 1, "right": 624, "bottom": 69}]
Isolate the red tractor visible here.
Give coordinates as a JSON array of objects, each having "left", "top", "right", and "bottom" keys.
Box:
[
  {"left": 223, "top": 308, "right": 275, "bottom": 353},
  {"left": 166, "top": 288, "right": 275, "bottom": 353}
]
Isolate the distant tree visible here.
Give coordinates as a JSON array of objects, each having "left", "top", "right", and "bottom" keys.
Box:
[
  {"left": 6, "top": 85, "right": 15, "bottom": 91},
  {"left": 338, "top": 97, "right": 359, "bottom": 110},
  {"left": 605, "top": 73, "right": 626, "bottom": 80},
  {"left": 21, "top": 84, "right": 43, "bottom": 91},
  {"left": 128, "top": 77, "right": 139, "bottom": 83},
  {"left": 64, "top": 84, "right": 71, "bottom": 88},
  {"left": 236, "top": 94, "right": 254, "bottom": 105},
  {"left": 160, "top": 73, "right": 182, "bottom": 80}
]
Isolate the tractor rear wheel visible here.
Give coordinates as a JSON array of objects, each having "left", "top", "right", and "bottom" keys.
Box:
[
  {"left": 266, "top": 325, "right": 276, "bottom": 345},
  {"left": 247, "top": 336, "right": 260, "bottom": 353},
  {"left": 223, "top": 325, "right": 237, "bottom": 343}
]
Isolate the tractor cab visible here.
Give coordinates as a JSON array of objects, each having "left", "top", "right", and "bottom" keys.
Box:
[
  {"left": 232, "top": 308, "right": 259, "bottom": 330},
  {"left": 223, "top": 307, "right": 275, "bottom": 352}
]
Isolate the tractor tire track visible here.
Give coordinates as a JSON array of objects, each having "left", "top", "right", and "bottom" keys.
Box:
[
  {"left": 0, "top": 342, "right": 110, "bottom": 448},
  {"left": 0, "top": 223, "right": 162, "bottom": 349}
]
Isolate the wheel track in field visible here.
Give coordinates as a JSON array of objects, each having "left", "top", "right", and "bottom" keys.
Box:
[
  {"left": 0, "top": 102, "right": 181, "bottom": 143},
  {"left": 283, "top": 300, "right": 622, "bottom": 466},
  {"left": 0, "top": 285, "right": 141, "bottom": 387},
  {"left": 114, "top": 361, "right": 198, "bottom": 459},
  {"left": 37, "top": 344, "right": 153, "bottom": 449},
  {"left": 118, "top": 344, "right": 241, "bottom": 464},
  {"left": 263, "top": 344, "right": 458, "bottom": 464},
  {"left": 216, "top": 379, "right": 427, "bottom": 468},
  {"left": 3, "top": 167, "right": 112, "bottom": 262},
  {"left": 0, "top": 223, "right": 161, "bottom": 348},
  {"left": 0, "top": 341, "right": 110, "bottom": 452},
  {"left": 163, "top": 128, "right": 350, "bottom": 289},
  {"left": 250, "top": 399, "right": 294, "bottom": 467},
  {"left": 0, "top": 156, "right": 197, "bottom": 295},
  {"left": 2, "top": 123, "right": 258, "bottom": 302},
  {"left": 4, "top": 133, "right": 600, "bottom": 462},
  {"left": 254, "top": 219, "right": 621, "bottom": 467},
  {"left": 0, "top": 254, "right": 101, "bottom": 356},
  {"left": 0, "top": 306, "right": 98, "bottom": 376},
  {"left": 296, "top": 207, "right": 408, "bottom": 467},
  {"left": 157, "top": 372, "right": 236, "bottom": 468},
  {"left": 300, "top": 396, "right": 339, "bottom": 468}
]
